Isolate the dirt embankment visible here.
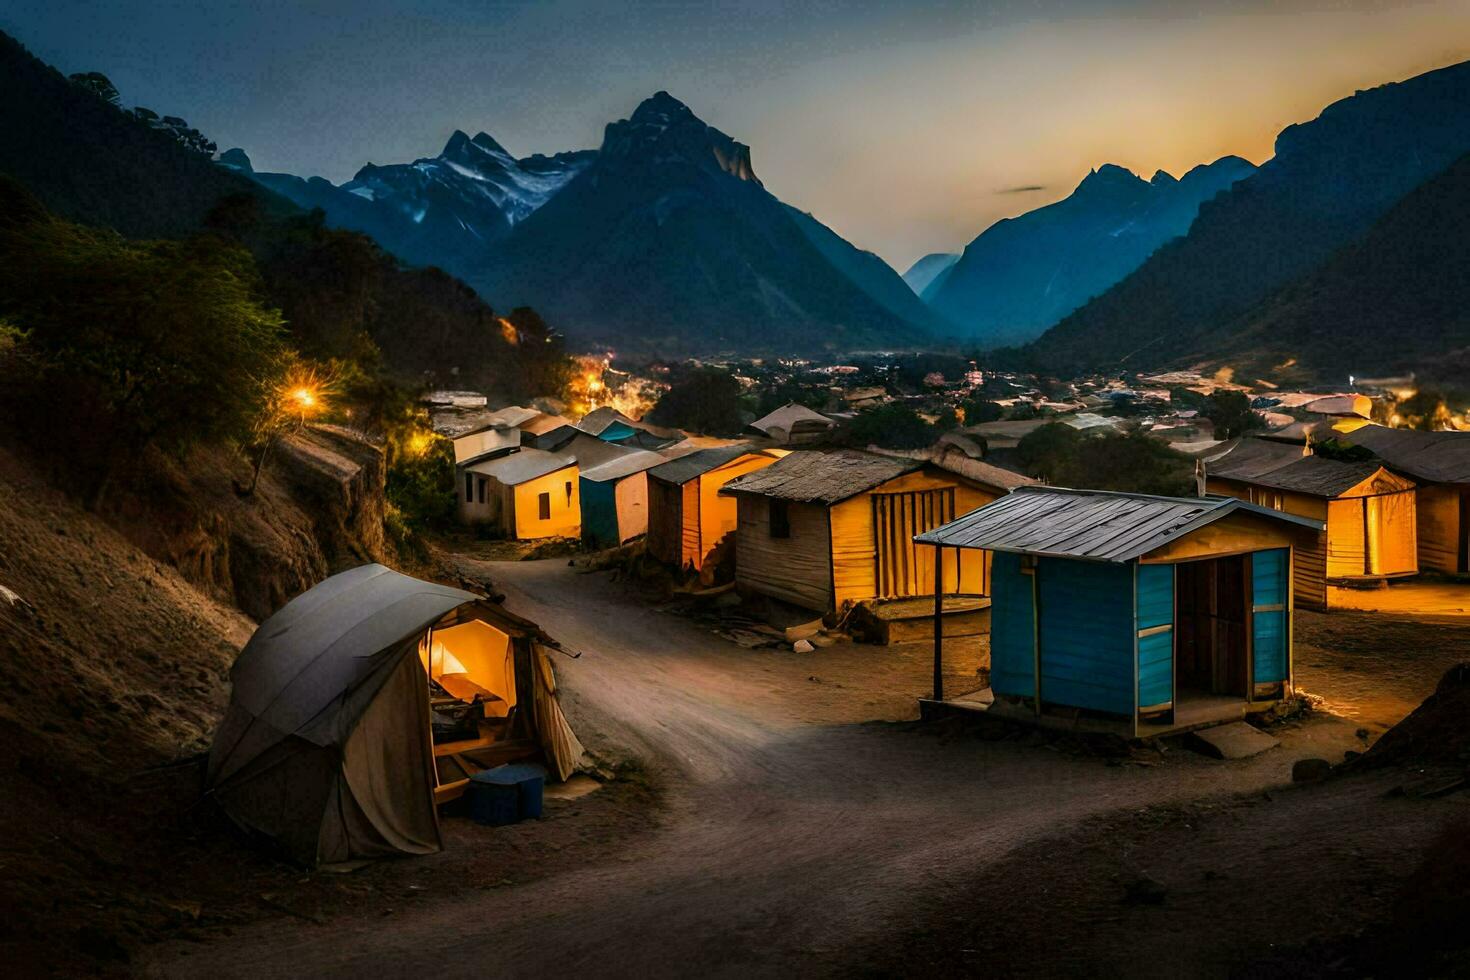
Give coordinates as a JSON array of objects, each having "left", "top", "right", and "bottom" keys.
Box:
[
  {"left": 0, "top": 426, "right": 395, "bottom": 975},
  {"left": 100, "top": 424, "right": 389, "bottom": 620}
]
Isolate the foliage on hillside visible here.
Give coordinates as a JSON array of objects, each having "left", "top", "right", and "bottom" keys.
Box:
[
  {"left": 841, "top": 402, "right": 954, "bottom": 450},
  {"left": 1016, "top": 424, "right": 1194, "bottom": 495},
  {"left": 648, "top": 366, "right": 746, "bottom": 436}
]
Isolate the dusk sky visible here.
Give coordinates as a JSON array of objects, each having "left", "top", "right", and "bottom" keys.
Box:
[{"left": 5, "top": 0, "right": 1467, "bottom": 269}]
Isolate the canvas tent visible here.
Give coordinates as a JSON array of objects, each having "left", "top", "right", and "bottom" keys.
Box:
[
  {"left": 1207, "top": 437, "right": 1417, "bottom": 607},
  {"left": 646, "top": 445, "right": 782, "bottom": 573},
  {"left": 918, "top": 487, "right": 1323, "bottom": 735},
  {"left": 207, "top": 564, "right": 585, "bottom": 866},
  {"left": 720, "top": 449, "right": 1022, "bottom": 613}
]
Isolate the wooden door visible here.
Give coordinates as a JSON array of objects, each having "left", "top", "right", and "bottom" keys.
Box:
[{"left": 871, "top": 489, "right": 955, "bottom": 599}]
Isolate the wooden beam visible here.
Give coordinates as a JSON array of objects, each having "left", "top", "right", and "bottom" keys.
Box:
[{"left": 932, "top": 544, "right": 944, "bottom": 702}]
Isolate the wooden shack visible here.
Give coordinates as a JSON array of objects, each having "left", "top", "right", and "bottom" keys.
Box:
[
  {"left": 460, "top": 449, "right": 579, "bottom": 540},
  {"left": 645, "top": 446, "right": 783, "bottom": 572},
  {"left": 579, "top": 450, "right": 666, "bottom": 549},
  {"left": 719, "top": 449, "right": 1027, "bottom": 613},
  {"left": 1206, "top": 437, "right": 1417, "bottom": 608},
  {"left": 917, "top": 487, "right": 1323, "bottom": 735},
  {"left": 1319, "top": 423, "right": 1470, "bottom": 575}
]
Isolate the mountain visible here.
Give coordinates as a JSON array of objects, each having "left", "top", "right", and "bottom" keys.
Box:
[
  {"left": 782, "top": 205, "right": 948, "bottom": 332},
  {"left": 924, "top": 158, "right": 1255, "bottom": 347},
  {"left": 902, "top": 252, "right": 959, "bottom": 296},
  {"left": 0, "top": 30, "right": 570, "bottom": 398},
  {"left": 225, "top": 134, "right": 594, "bottom": 278},
  {"left": 0, "top": 31, "right": 291, "bottom": 238},
  {"left": 1189, "top": 151, "right": 1470, "bottom": 383},
  {"left": 468, "top": 92, "right": 930, "bottom": 352},
  {"left": 1028, "top": 59, "right": 1470, "bottom": 373}
]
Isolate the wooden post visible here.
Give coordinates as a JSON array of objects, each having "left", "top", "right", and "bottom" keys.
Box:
[{"left": 932, "top": 545, "right": 945, "bottom": 702}]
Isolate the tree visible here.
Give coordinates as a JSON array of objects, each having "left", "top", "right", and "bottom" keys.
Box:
[
  {"left": 959, "top": 397, "right": 1004, "bottom": 425},
  {"left": 1395, "top": 388, "right": 1453, "bottom": 431},
  {"left": 1017, "top": 423, "right": 1193, "bottom": 495},
  {"left": 0, "top": 183, "right": 288, "bottom": 503},
  {"left": 69, "top": 71, "right": 119, "bottom": 106},
  {"left": 1204, "top": 390, "right": 1262, "bottom": 439},
  {"left": 648, "top": 366, "right": 745, "bottom": 435},
  {"left": 843, "top": 402, "right": 938, "bottom": 450}
]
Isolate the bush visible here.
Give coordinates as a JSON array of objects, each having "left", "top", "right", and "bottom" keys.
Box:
[
  {"left": 648, "top": 366, "right": 745, "bottom": 435},
  {"left": 1204, "top": 389, "right": 1262, "bottom": 439},
  {"left": 1017, "top": 423, "right": 1194, "bottom": 495}
]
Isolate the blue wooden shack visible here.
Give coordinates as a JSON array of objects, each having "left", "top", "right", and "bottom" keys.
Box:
[{"left": 916, "top": 487, "right": 1324, "bottom": 735}]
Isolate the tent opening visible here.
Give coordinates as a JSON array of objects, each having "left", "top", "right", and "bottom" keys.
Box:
[
  {"left": 1174, "top": 556, "right": 1250, "bottom": 706},
  {"left": 419, "top": 618, "right": 524, "bottom": 792}
]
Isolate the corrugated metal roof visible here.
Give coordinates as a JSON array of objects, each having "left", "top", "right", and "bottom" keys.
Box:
[
  {"left": 1210, "top": 439, "right": 1390, "bottom": 497},
  {"left": 1329, "top": 423, "right": 1470, "bottom": 485},
  {"left": 721, "top": 449, "right": 921, "bottom": 503},
  {"left": 579, "top": 450, "right": 667, "bottom": 483},
  {"left": 915, "top": 485, "right": 1322, "bottom": 561},
  {"left": 648, "top": 444, "right": 769, "bottom": 485},
  {"left": 466, "top": 448, "right": 575, "bottom": 486}
]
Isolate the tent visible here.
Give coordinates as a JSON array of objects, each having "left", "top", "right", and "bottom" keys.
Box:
[
  {"left": 207, "top": 564, "right": 585, "bottom": 866},
  {"left": 1207, "top": 437, "right": 1418, "bottom": 607},
  {"left": 918, "top": 487, "right": 1323, "bottom": 735},
  {"left": 720, "top": 449, "right": 1022, "bottom": 613}
]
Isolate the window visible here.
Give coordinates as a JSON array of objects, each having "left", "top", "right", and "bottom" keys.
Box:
[
  {"left": 565, "top": 480, "right": 573, "bottom": 505},
  {"left": 464, "top": 473, "right": 474, "bottom": 503},
  {"left": 769, "top": 499, "right": 790, "bottom": 538},
  {"left": 476, "top": 477, "right": 486, "bottom": 504},
  {"left": 538, "top": 492, "right": 551, "bottom": 520}
]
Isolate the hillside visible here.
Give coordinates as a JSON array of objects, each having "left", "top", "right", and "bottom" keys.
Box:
[
  {"left": 0, "top": 32, "right": 292, "bottom": 237},
  {"left": 0, "top": 32, "right": 571, "bottom": 399},
  {"left": 1027, "top": 59, "right": 1470, "bottom": 373},
  {"left": 1191, "top": 151, "right": 1470, "bottom": 382},
  {"left": 902, "top": 252, "right": 958, "bottom": 295},
  {"left": 926, "top": 158, "right": 1254, "bottom": 347}
]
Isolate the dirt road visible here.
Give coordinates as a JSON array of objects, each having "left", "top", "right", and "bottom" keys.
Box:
[{"left": 150, "top": 560, "right": 1364, "bottom": 978}]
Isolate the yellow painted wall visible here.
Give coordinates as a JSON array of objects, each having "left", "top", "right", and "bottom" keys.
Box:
[
  {"left": 510, "top": 465, "right": 580, "bottom": 540},
  {"left": 692, "top": 454, "right": 779, "bottom": 570},
  {"left": 1416, "top": 485, "right": 1462, "bottom": 574},
  {"left": 829, "top": 470, "right": 995, "bottom": 607}
]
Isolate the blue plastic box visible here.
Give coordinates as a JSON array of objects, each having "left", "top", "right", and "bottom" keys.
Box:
[{"left": 467, "top": 763, "right": 547, "bottom": 825}]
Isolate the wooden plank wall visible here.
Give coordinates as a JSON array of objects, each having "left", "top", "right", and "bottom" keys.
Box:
[
  {"left": 646, "top": 478, "right": 682, "bottom": 566},
  {"left": 1417, "top": 485, "right": 1461, "bottom": 573},
  {"left": 733, "top": 497, "right": 834, "bottom": 612}
]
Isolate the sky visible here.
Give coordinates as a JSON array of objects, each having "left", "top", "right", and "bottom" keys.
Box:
[{"left": 4, "top": 0, "right": 1467, "bottom": 269}]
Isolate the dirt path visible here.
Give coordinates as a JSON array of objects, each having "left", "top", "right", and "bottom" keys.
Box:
[{"left": 149, "top": 561, "right": 1365, "bottom": 978}]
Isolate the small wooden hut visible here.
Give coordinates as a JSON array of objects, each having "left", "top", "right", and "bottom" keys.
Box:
[
  {"left": 645, "top": 445, "right": 782, "bottom": 572},
  {"left": 719, "top": 449, "right": 1027, "bottom": 613},
  {"left": 579, "top": 450, "right": 666, "bottom": 549},
  {"left": 917, "top": 487, "right": 1323, "bottom": 735},
  {"left": 1318, "top": 423, "right": 1470, "bottom": 575},
  {"left": 1207, "top": 438, "right": 1417, "bottom": 607},
  {"left": 460, "top": 449, "right": 579, "bottom": 540}
]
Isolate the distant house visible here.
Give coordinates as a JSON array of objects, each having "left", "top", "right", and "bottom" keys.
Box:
[
  {"left": 841, "top": 386, "right": 888, "bottom": 410},
  {"left": 452, "top": 424, "right": 521, "bottom": 468},
  {"left": 719, "top": 449, "right": 1020, "bottom": 614},
  {"left": 578, "top": 450, "right": 666, "bottom": 549},
  {"left": 918, "top": 487, "right": 1323, "bottom": 734},
  {"left": 1318, "top": 422, "right": 1470, "bottom": 574},
  {"left": 646, "top": 446, "right": 783, "bottom": 573},
  {"left": 460, "top": 449, "right": 579, "bottom": 540},
  {"left": 1206, "top": 438, "right": 1417, "bottom": 608},
  {"left": 748, "top": 402, "right": 835, "bottom": 446},
  {"left": 579, "top": 407, "right": 680, "bottom": 448}
]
